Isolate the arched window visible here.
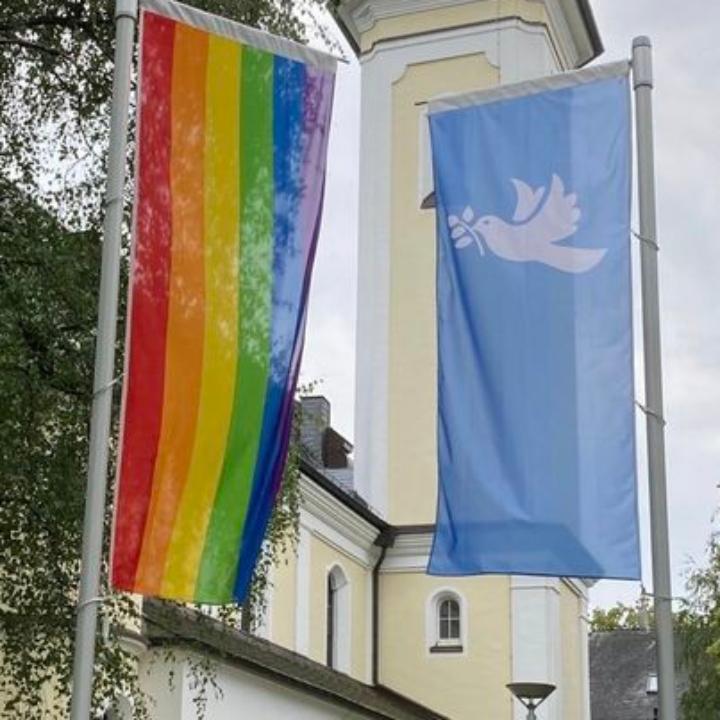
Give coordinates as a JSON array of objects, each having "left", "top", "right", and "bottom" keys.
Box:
[
  {"left": 326, "top": 572, "right": 337, "bottom": 667},
  {"left": 326, "top": 565, "right": 351, "bottom": 671},
  {"left": 427, "top": 590, "right": 465, "bottom": 654},
  {"left": 438, "top": 597, "right": 461, "bottom": 644}
]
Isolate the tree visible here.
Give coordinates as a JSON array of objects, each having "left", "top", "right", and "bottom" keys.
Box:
[
  {"left": 590, "top": 536, "right": 720, "bottom": 718},
  {"left": 0, "top": 179, "right": 112, "bottom": 716},
  {"left": 591, "top": 595, "right": 653, "bottom": 632},
  {"left": 0, "top": 1, "right": 331, "bottom": 716},
  {"left": 0, "top": 0, "right": 334, "bottom": 225},
  {"left": 677, "top": 533, "right": 720, "bottom": 719}
]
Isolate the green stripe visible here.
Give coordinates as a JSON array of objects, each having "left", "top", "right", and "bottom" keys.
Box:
[{"left": 196, "top": 47, "right": 275, "bottom": 601}]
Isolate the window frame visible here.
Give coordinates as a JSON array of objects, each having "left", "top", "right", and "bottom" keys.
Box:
[
  {"left": 325, "top": 564, "right": 351, "bottom": 672},
  {"left": 426, "top": 588, "right": 466, "bottom": 655},
  {"left": 436, "top": 596, "right": 461, "bottom": 646}
]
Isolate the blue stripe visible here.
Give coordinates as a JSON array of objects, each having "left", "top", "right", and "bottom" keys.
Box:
[{"left": 233, "top": 56, "right": 307, "bottom": 602}]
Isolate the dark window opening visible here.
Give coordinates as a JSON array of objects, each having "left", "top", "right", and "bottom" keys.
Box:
[{"left": 326, "top": 573, "right": 336, "bottom": 668}]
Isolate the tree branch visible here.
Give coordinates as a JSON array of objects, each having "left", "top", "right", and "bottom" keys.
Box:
[
  {"left": 0, "top": 37, "right": 64, "bottom": 57},
  {"left": 0, "top": 15, "right": 81, "bottom": 33}
]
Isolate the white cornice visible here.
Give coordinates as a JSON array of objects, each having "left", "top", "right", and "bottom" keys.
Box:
[
  {"left": 347, "top": 0, "right": 482, "bottom": 35},
  {"left": 360, "top": 16, "right": 509, "bottom": 68},
  {"left": 511, "top": 575, "right": 561, "bottom": 594},
  {"left": 363, "top": 525, "right": 599, "bottom": 589},
  {"left": 543, "top": 0, "right": 579, "bottom": 68},
  {"left": 382, "top": 531, "right": 433, "bottom": 573},
  {"left": 556, "top": 0, "right": 599, "bottom": 66},
  {"left": 299, "top": 473, "right": 381, "bottom": 567},
  {"left": 336, "top": 0, "right": 597, "bottom": 69},
  {"left": 561, "top": 577, "right": 592, "bottom": 599}
]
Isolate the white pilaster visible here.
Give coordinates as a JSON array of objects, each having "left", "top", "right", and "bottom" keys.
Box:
[
  {"left": 510, "top": 577, "right": 563, "bottom": 720},
  {"left": 498, "top": 22, "right": 560, "bottom": 84},
  {"left": 294, "top": 526, "right": 311, "bottom": 655},
  {"left": 579, "top": 592, "right": 592, "bottom": 720},
  {"left": 352, "top": 50, "right": 391, "bottom": 516}
]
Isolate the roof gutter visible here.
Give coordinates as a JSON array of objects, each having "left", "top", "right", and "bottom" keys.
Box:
[
  {"left": 372, "top": 528, "right": 395, "bottom": 686},
  {"left": 328, "top": 1, "right": 361, "bottom": 57},
  {"left": 576, "top": 0, "right": 604, "bottom": 66}
]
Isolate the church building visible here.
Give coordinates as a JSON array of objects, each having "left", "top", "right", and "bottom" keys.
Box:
[{"left": 133, "top": 2, "right": 605, "bottom": 719}]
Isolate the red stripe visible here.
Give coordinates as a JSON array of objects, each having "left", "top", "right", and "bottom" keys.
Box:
[{"left": 112, "top": 11, "right": 175, "bottom": 590}]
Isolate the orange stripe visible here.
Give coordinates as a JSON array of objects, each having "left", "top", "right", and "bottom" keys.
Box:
[
  {"left": 134, "top": 24, "right": 209, "bottom": 594},
  {"left": 161, "top": 35, "right": 241, "bottom": 600}
]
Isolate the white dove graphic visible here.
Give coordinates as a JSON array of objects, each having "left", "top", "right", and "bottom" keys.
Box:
[{"left": 449, "top": 174, "right": 607, "bottom": 274}]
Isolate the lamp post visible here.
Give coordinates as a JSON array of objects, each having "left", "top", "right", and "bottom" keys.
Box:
[
  {"left": 646, "top": 672, "right": 659, "bottom": 720},
  {"left": 506, "top": 683, "right": 556, "bottom": 720}
]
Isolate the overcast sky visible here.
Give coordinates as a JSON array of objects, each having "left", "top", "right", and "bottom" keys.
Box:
[{"left": 299, "top": 1, "right": 720, "bottom": 608}]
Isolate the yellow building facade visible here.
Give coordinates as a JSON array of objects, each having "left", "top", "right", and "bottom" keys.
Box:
[
  {"left": 263, "top": 3, "right": 603, "bottom": 720},
  {"left": 263, "top": 460, "right": 592, "bottom": 720}
]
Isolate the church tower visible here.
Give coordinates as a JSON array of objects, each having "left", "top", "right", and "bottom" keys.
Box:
[
  {"left": 332, "top": 2, "right": 603, "bottom": 719},
  {"left": 336, "top": 0, "right": 601, "bottom": 524}
]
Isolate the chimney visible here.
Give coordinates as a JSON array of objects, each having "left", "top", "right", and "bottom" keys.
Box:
[
  {"left": 300, "top": 396, "right": 331, "bottom": 464},
  {"left": 299, "top": 395, "right": 354, "bottom": 491}
]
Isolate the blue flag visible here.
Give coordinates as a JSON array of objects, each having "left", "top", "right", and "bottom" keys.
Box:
[{"left": 429, "top": 62, "right": 639, "bottom": 580}]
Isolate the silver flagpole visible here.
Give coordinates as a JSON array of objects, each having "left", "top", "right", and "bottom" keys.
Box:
[
  {"left": 69, "top": 1, "right": 137, "bottom": 718},
  {"left": 632, "top": 36, "right": 677, "bottom": 720}
]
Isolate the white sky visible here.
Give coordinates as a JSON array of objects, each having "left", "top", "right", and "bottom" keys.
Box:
[{"left": 300, "top": 0, "right": 720, "bottom": 608}]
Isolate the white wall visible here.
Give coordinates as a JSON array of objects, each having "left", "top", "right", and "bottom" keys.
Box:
[
  {"left": 511, "top": 577, "right": 563, "bottom": 720},
  {"left": 141, "top": 651, "right": 370, "bottom": 720}
]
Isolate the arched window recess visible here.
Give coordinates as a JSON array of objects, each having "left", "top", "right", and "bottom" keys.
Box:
[
  {"left": 326, "top": 564, "right": 351, "bottom": 672},
  {"left": 429, "top": 590, "right": 465, "bottom": 654}
]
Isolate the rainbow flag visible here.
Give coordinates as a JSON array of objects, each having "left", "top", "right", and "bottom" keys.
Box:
[{"left": 110, "top": 0, "right": 336, "bottom": 604}]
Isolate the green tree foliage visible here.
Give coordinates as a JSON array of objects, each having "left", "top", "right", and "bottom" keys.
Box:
[
  {"left": 0, "top": 0, "right": 334, "bottom": 224},
  {"left": 0, "top": 179, "right": 114, "bottom": 715},
  {"left": 0, "top": 1, "right": 331, "bottom": 715},
  {"left": 591, "top": 596, "right": 653, "bottom": 632},
  {"left": 591, "top": 536, "right": 720, "bottom": 719},
  {"left": 677, "top": 534, "right": 720, "bottom": 719}
]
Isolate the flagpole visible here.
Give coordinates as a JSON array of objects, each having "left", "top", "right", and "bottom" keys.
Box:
[
  {"left": 632, "top": 36, "right": 677, "bottom": 720},
  {"left": 69, "top": 1, "right": 137, "bottom": 718}
]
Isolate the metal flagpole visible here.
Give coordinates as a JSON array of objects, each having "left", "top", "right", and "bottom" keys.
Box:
[
  {"left": 69, "top": 1, "right": 138, "bottom": 718},
  {"left": 632, "top": 36, "right": 677, "bottom": 720}
]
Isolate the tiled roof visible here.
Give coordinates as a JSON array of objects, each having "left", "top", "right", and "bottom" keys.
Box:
[
  {"left": 590, "top": 630, "right": 658, "bottom": 720},
  {"left": 590, "top": 630, "right": 686, "bottom": 720},
  {"left": 144, "top": 599, "right": 449, "bottom": 720}
]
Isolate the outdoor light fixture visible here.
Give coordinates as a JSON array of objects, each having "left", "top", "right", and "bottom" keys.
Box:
[
  {"left": 646, "top": 672, "right": 659, "bottom": 696},
  {"left": 646, "top": 673, "right": 660, "bottom": 720},
  {"left": 506, "top": 683, "right": 556, "bottom": 719}
]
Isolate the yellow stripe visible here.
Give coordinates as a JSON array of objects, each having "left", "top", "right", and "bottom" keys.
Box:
[{"left": 162, "top": 35, "right": 241, "bottom": 600}]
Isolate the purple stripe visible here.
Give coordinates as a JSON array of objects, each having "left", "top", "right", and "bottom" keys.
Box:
[
  {"left": 270, "top": 67, "right": 334, "bottom": 498},
  {"left": 298, "top": 67, "right": 336, "bottom": 266}
]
